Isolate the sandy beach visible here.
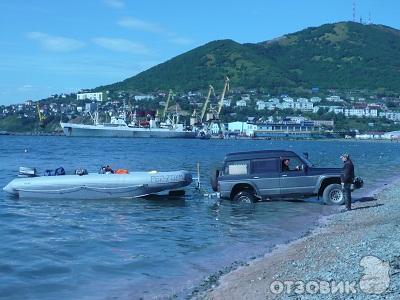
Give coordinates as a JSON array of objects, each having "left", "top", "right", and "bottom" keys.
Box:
[{"left": 194, "top": 180, "right": 400, "bottom": 300}]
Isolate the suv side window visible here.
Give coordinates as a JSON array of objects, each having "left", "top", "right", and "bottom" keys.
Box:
[
  {"left": 281, "top": 157, "right": 303, "bottom": 172},
  {"left": 251, "top": 159, "right": 278, "bottom": 174},
  {"left": 225, "top": 160, "right": 250, "bottom": 175}
]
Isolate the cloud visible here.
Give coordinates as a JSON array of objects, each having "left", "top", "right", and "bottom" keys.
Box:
[
  {"left": 27, "top": 32, "right": 85, "bottom": 52},
  {"left": 18, "top": 84, "right": 35, "bottom": 92},
  {"left": 92, "top": 37, "right": 150, "bottom": 54},
  {"left": 117, "top": 17, "right": 194, "bottom": 46},
  {"left": 103, "top": 0, "right": 124, "bottom": 9},
  {"left": 117, "top": 17, "right": 164, "bottom": 34}
]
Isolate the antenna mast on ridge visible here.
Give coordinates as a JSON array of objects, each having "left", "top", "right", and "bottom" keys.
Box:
[{"left": 352, "top": 1, "right": 356, "bottom": 22}]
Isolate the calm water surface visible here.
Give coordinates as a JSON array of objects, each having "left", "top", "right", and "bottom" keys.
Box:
[{"left": 1, "top": 136, "right": 399, "bottom": 299}]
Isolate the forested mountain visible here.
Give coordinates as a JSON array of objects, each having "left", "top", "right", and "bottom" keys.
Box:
[{"left": 99, "top": 22, "right": 400, "bottom": 93}]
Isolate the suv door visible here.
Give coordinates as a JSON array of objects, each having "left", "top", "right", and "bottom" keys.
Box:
[
  {"left": 280, "top": 156, "right": 317, "bottom": 195},
  {"left": 249, "top": 158, "right": 280, "bottom": 197}
]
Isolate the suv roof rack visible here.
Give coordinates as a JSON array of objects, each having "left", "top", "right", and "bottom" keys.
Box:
[{"left": 225, "top": 150, "right": 296, "bottom": 161}]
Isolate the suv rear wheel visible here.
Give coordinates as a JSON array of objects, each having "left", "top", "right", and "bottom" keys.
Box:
[
  {"left": 232, "top": 190, "right": 257, "bottom": 203},
  {"left": 323, "top": 184, "right": 344, "bottom": 205}
]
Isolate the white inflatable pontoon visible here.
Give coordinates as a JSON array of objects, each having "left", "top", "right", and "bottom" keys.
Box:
[{"left": 3, "top": 168, "right": 192, "bottom": 200}]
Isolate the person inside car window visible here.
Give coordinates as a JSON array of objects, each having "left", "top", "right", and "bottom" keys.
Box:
[
  {"left": 282, "top": 158, "right": 301, "bottom": 172},
  {"left": 282, "top": 159, "right": 291, "bottom": 171}
]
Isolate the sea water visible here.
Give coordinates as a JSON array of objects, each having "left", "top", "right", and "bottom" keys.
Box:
[{"left": 1, "top": 136, "right": 399, "bottom": 299}]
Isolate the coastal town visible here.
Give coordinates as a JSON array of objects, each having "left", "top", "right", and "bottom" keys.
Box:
[
  {"left": 3, "top": 0, "right": 400, "bottom": 299},
  {"left": 1, "top": 87, "right": 400, "bottom": 139}
]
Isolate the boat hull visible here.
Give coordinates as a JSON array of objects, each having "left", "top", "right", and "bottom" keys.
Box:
[
  {"left": 3, "top": 171, "right": 192, "bottom": 200},
  {"left": 61, "top": 123, "right": 197, "bottom": 138}
]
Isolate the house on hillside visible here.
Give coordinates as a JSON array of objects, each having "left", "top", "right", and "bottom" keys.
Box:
[
  {"left": 241, "top": 94, "right": 250, "bottom": 101},
  {"left": 236, "top": 100, "right": 247, "bottom": 107},
  {"left": 282, "top": 97, "right": 294, "bottom": 103},
  {"left": 223, "top": 99, "right": 231, "bottom": 107},
  {"left": 268, "top": 98, "right": 280, "bottom": 104},
  {"left": 77, "top": 92, "right": 104, "bottom": 102},
  {"left": 326, "top": 95, "right": 342, "bottom": 102},
  {"left": 380, "top": 112, "right": 400, "bottom": 121},
  {"left": 134, "top": 94, "right": 155, "bottom": 101},
  {"left": 256, "top": 100, "right": 266, "bottom": 110},
  {"left": 310, "top": 97, "right": 321, "bottom": 103}
]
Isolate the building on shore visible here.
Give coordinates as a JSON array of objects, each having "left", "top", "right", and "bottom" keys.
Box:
[
  {"left": 333, "top": 106, "right": 379, "bottom": 118},
  {"left": 380, "top": 112, "right": 400, "bottom": 122},
  {"left": 355, "top": 132, "right": 387, "bottom": 140},
  {"left": 253, "top": 121, "right": 321, "bottom": 138},
  {"left": 383, "top": 131, "right": 400, "bottom": 140},
  {"left": 77, "top": 92, "right": 105, "bottom": 102},
  {"left": 227, "top": 122, "right": 258, "bottom": 135},
  {"left": 226, "top": 120, "right": 324, "bottom": 138},
  {"left": 313, "top": 120, "right": 335, "bottom": 128},
  {"left": 355, "top": 131, "right": 400, "bottom": 140}
]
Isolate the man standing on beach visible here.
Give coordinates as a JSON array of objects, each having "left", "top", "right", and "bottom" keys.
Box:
[{"left": 340, "top": 154, "right": 355, "bottom": 210}]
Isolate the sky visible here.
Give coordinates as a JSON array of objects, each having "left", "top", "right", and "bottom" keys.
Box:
[{"left": 0, "top": 0, "right": 399, "bottom": 105}]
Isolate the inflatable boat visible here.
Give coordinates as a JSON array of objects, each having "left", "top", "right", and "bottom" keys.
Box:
[{"left": 3, "top": 167, "right": 193, "bottom": 200}]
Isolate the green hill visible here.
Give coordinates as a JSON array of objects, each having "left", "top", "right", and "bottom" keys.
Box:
[{"left": 98, "top": 22, "right": 400, "bottom": 93}]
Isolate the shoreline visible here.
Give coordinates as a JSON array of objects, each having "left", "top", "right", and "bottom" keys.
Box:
[
  {"left": 193, "top": 178, "right": 400, "bottom": 299},
  {"left": 1, "top": 133, "right": 399, "bottom": 143},
  {"left": 0, "top": 131, "right": 63, "bottom": 136}
]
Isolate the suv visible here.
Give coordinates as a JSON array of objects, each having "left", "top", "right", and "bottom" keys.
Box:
[{"left": 210, "top": 150, "right": 363, "bottom": 205}]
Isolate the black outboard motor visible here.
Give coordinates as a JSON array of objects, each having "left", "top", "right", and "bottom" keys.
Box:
[
  {"left": 75, "top": 168, "right": 88, "bottom": 176},
  {"left": 44, "top": 170, "right": 54, "bottom": 176},
  {"left": 55, "top": 167, "right": 65, "bottom": 176},
  {"left": 99, "top": 165, "right": 114, "bottom": 174},
  {"left": 44, "top": 167, "right": 66, "bottom": 176}
]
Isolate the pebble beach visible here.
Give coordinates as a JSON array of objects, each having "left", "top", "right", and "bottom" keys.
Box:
[{"left": 195, "top": 179, "right": 400, "bottom": 300}]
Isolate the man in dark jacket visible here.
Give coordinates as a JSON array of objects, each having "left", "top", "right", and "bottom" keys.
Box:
[
  {"left": 282, "top": 159, "right": 291, "bottom": 172},
  {"left": 340, "top": 154, "right": 355, "bottom": 210}
]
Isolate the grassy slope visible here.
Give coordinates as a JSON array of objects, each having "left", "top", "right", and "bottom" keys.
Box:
[{"left": 99, "top": 22, "right": 400, "bottom": 93}]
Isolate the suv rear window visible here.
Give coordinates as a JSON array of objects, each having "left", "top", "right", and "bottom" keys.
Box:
[
  {"left": 251, "top": 159, "right": 278, "bottom": 174},
  {"left": 225, "top": 161, "right": 249, "bottom": 175}
]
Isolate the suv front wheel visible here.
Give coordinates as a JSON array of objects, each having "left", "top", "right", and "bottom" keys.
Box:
[
  {"left": 322, "top": 184, "right": 344, "bottom": 205},
  {"left": 232, "top": 190, "right": 257, "bottom": 203}
]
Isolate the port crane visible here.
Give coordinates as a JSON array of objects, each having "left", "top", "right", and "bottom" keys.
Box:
[
  {"left": 200, "top": 85, "right": 215, "bottom": 123},
  {"left": 216, "top": 76, "right": 230, "bottom": 119},
  {"left": 207, "top": 76, "right": 230, "bottom": 121},
  {"left": 162, "top": 89, "right": 174, "bottom": 120},
  {"left": 36, "top": 104, "right": 46, "bottom": 127},
  {"left": 201, "top": 76, "right": 230, "bottom": 136}
]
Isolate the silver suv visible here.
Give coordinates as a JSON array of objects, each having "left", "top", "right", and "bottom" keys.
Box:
[{"left": 210, "top": 150, "right": 363, "bottom": 204}]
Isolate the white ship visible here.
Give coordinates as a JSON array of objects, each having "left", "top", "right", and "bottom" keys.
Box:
[
  {"left": 61, "top": 115, "right": 196, "bottom": 138},
  {"left": 61, "top": 90, "right": 196, "bottom": 138}
]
